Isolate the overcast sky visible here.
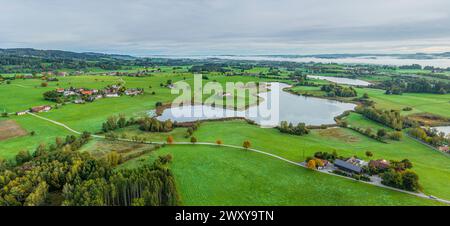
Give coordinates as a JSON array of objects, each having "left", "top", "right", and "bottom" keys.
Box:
[{"left": 1, "top": 0, "right": 450, "bottom": 55}]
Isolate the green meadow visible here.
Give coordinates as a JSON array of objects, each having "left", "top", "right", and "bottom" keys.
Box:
[
  {"left": 1, "top": 70, "right": 449, "bottom": 205},
  {"left": 355, "top": 87, "right": 450, "bottom": 117},
  {"left": 288, "top": 84, "right": 450, "bottom": 117},
  {"left": 0, "top": 115, "right": 75, "bottom": 159},
  {"left": 168, "top": 120, "right": 450, "bottom": 200},
  {"left": 117, "top": 144, "right": 442, "bottom": 206}
]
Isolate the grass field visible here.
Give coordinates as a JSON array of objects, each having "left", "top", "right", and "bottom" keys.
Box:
[
  {"left": 171, "top": 120, "right": 450, "bottom": 200},
  {"left": 118, "top": 144, "right": 442, "bottom": 206},
  {"left": 1, "top": 70, "right": 450, "bottom": 205},
  {"left": 0, "top": 74, "right": 271, "bottom": 158},
  {"left": 0, "top": 74, "right": 271, "bottom": 133},
  {"left": 343, "top": 112, "right": 394, "bottom": 132},
  {"left": 105, "top": 118, "right": 450, "bottom": 200},
  {"left": 0, "top": 116, "right": 75, "bottom": 159},
  {"left": 288, "top": 84, "right": 450, "bottom": 118},
  {"left": 112, "top": 125, "right": 189, "bottom": 142},
  {"left": 355, "top": 87, "right": 450, "bottom": 117}
]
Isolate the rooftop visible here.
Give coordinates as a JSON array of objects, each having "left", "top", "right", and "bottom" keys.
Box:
[{"left": 334, "top": 159, "right": 362, "bottom": 173}]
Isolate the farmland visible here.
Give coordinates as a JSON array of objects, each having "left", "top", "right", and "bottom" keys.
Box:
[
  {"left": 289, "top": 84, "right": 450, "bottom": 118},
  {"left": 1, "top": 51, "right": 450, "bottom": 206},
  {"left": 117, "top": 145, "right": 442, "bottom": 206}
]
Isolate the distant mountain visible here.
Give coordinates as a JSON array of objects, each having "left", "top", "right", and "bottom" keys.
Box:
[{"left": 0, "top": 48, "right": 135, "bottom": 60}]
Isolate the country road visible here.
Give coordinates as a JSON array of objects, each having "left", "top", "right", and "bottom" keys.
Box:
[{"left": 26, "top": 112, "right": 450, "bottom": 205}]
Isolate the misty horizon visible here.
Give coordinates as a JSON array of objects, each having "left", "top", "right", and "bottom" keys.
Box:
[{"left": 1, "top": 0, "right": 450, "bottom": 55}]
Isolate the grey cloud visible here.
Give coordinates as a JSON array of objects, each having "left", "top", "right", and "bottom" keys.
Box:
[{"left": 0, "top": 0, "right": 450, "bottom": 54}]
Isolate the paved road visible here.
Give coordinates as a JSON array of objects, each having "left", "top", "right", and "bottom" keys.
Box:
[{"left": 26, "top": 112, "right": 450, "bottom": 205}]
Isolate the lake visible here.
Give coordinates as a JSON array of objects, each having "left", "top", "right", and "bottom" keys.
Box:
[
  {"left": 156, "top": 83, "right": 356, "bottom": 127},
  {"left": 307, "top": 75, "right": 371, "bottom": 86}
]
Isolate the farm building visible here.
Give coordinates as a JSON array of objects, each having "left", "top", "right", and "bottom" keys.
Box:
[
  {"left": 81, "top": 90, "right": 94, "bottom": 95},
  {"left": 334, "top": 159, "right": 362, "bottom": 174},
  {"left": 74, "top": 99, "right": 85, "bottom": 104},
  {"left": 31, "top": 105, "right": 51, "bottom": 113},
  {"left": 125, "top": 89, "right": 144, "bottom": 96},
  {"left": 16, "top": 110, "right": 29, "bottom": 116},
  {"left": 105, "top": 93, "right": 119, "bottom": 98},
  {"left": 346, "top": 156, "right": 368, "bottom": 167}
]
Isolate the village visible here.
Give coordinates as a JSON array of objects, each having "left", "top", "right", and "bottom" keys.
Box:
[{"left": 15, "top": 84, "right": 144, "bottom": 116}]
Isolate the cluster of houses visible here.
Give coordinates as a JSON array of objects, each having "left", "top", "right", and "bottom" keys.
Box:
[
  {"left": 40, "top": 69, "right": 162, "bottom": 78},
  {"left": 100, "top": 70, "right": 157, "bottom": 77},
  {"left": 55, "top": 85, "right": 143, "bottom": 104},
  {"left": 15, "top": 85, "right": 144, "bottom": 115},
  {"left": 42, "top": 71, "right": 69, "bottom": 77},
  {"left": 438, "top": 145, "right": 449, "bottom": 153}
]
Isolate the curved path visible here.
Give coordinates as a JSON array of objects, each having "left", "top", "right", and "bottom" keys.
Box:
[{"left": 26, "top": 112, "right": 450, "bottom": 205}]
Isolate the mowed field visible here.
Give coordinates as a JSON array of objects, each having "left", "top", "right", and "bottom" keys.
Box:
[
  {"left": 343, "top": 112, "right": 394, "bottom": 132},
  {"left": 354, "top": 87, "right": 450, "bottom": 117},
  {"left": 0, "top": 74, "right": 271, "bottom": 131},
  {"left": 117, "top": 144, "right": 441, "bottom": 205},
  {"left": 162, "top": 120, "right": 450, "bottom": 200},
  {"left": 0, "top": 116, "right": 75, "bottom": 159},
  {"left": 105, "top": 118, "right": 450, "bottom": 201},
  {"left": 0, "top": 74, "right": 272, "bottom": 158}
]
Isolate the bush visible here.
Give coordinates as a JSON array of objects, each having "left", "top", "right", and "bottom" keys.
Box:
[
  {"left": 377, "top": 129, "right": 387, "bottom": 138},
  {"left": 167, "top": 136, "right": 174, "bottom": 144},
  {"left": 243, "top": 140, "right": 251, "bottom": 149},
  {"left": 158, "top": 154, "right": 173, "bottom": 164},
  {"left": 16, "top": 150, "right": 32, "bottom": 164},
  {"left": 389, "top": 131, "right": 403, "bottom": 140}
]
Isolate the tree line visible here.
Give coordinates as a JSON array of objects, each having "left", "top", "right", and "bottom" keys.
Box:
[
  {"left": 408, "top": 127, "right": 449, "bottom": 147},
  {"left": 355, "top": 106, "right": 403, "bottom": 130},
  {"left": 375, "top": 78, "right": 450, "bottom": 94},
  {"left": 321, "top": 83, "right": 357, "bottom": 97},
  {"left": 0, "top": 133, "right": 179, "bottom": 206},
  {"left": 277, "top": 121, "right": 309, "bottom": 136}
]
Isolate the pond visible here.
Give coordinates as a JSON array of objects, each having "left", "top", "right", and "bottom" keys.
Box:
[
  {"left": 307, "top": 75, "right": 371, "bottom": 86},
  {"left": 155, "top": 83, "right": 356, "bottom": 127}
]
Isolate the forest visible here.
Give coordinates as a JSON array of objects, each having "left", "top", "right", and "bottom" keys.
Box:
[{"left": 0, "top": 133, "right": 179, "bottom": 206}]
